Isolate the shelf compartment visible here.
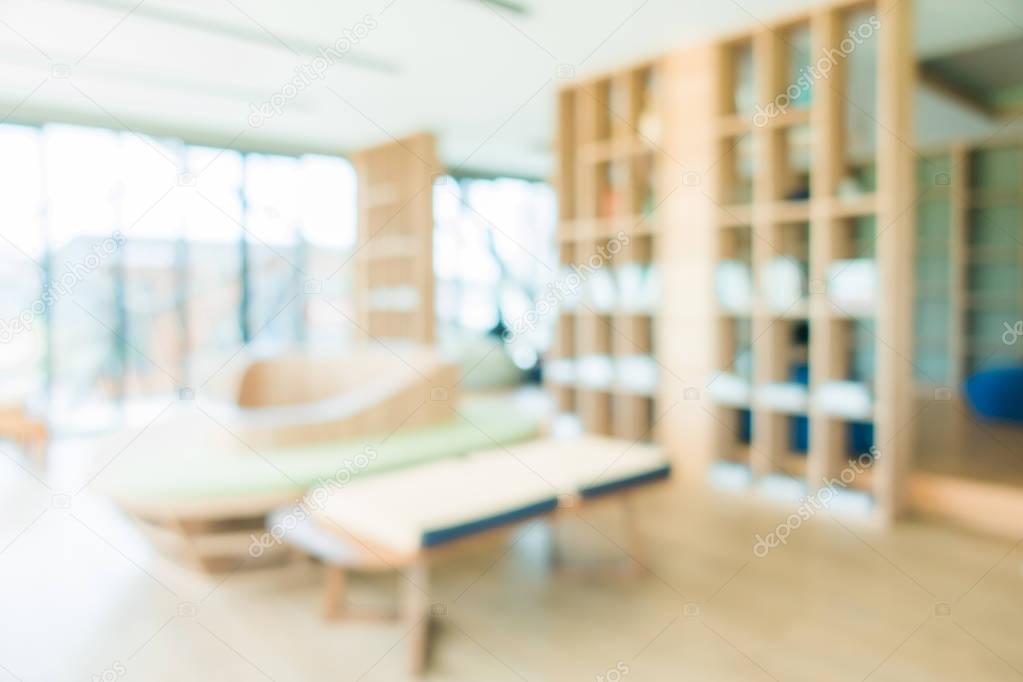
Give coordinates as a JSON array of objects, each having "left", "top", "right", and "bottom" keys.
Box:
[
  {"left": 614, "top": 393, "right": 656, "bottom": 441},
  {"left": 612, "top": 315, "right": 654, "bottom": 356},
  {"left": 719, "top": 133, "right": 755, "bottom": 205},
  {"left": 577, "top": 388, "right": 614, "bottom": 436},
  {"left": 715, "top": 405, "right": 753, "bottom": 464}
]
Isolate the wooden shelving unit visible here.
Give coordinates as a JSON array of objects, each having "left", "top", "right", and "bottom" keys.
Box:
[
  {"left": 699, "top": 0, "right": 917, "bottom": 520},
  {"left": 548, "top": 62, "right": 661, "bottom": 442},
  {"left": 548, "top": 0, "right": 915, "bottom": 523},
  {"left": 352, "top": 133, "right": 439, "bottom": 344}
]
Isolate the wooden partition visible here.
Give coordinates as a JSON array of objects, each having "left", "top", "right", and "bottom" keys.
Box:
[
  {"left": 548, "top": 0, "right": 918, "bottom": 522},
  {"left": 700, "top": 0, "right": 917, "bottom": 522},
  {"left": 352, "top": 133, "right": 440, "bottom": 344}
]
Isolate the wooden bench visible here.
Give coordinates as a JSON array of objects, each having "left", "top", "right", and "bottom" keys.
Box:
[{"left": 283, "top": 436, "right": 671, "bottom": 675}]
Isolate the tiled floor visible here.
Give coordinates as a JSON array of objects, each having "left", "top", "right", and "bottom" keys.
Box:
[{"left": 1, "top": 435, "right": 1021, "bottom": 681}]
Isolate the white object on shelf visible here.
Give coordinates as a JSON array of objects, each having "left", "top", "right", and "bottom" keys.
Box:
[
  {"left": 616, "top": 354, "right": 658, "bottom": 395},
  {"left": 367, "top": 286, "right": 419, "bottom": 311},
  {"left": 559, "top": 266, "right": 582, "bottom": 310},
  {"left": 715, "top": 260, "right": 752, "bottom": 312},
  {"left": 546, "top": 358, "right": 576, "bottom": 385},
  {"left": 577, "top": 354, "right": 614, "bottom": 389},
  {"left": 638, "top": 265, "right": 659, "bottom": 313},
  {"left": 585, "top": 268, "right": 617, "bottom": 312},
  {"left": 760, "top": 257, "right": 806, "bottom": 312},
  {"left": 754, "top": 382, "right": 809, "bottom": 414},
  {"left": 616, "top": 264, "right": 646, "bottom": 310},
  {"left": 708, "top": 372, "right": 751, "bottom": 407},
  {"left": 813, "top": 381, "right": 873, "bottom": 420},
  {"left": 827, "top": 259, "right": 876, "bottom": 316}
]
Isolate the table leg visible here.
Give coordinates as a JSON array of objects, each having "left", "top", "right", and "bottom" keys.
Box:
[{"left": 323, "top": 566, "right": 346, "bottom": 620}]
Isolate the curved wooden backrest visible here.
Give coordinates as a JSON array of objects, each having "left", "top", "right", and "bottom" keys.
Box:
[{"left": 236, "top": 346, "right": 443, "bottom": 409}]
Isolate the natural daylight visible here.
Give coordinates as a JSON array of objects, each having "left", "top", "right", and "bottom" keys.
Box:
[{"left": 0, "top": 1, "right": 1022, "bottom": 680}]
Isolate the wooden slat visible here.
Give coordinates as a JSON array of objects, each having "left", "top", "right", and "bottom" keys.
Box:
[
  {"left": 808, "top": 7, "right": 847, "bottom": 489},
  {"left": 750, "top": 28, "right": 787, "bottom": 477},
  {"left": 948, "top": 145, "right": 969, "bottom": 387}
]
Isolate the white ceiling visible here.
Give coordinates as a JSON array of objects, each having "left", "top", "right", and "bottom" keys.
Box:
[{"left": 1, "top": 0, "right": 1021, "bottom": 178}]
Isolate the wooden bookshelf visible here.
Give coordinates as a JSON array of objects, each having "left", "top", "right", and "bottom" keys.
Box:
[
  {"left": 352, "top": 133, "right": 439, "bottom": 344},
  {"left": 696, "top": 0, "right": 917, "bottom": 522},
  {"left": 549, "top": 61, "right": 661, "bottom": 442},
  {"left": 549, "top": 0, "right": 918, "bottom": 523}
]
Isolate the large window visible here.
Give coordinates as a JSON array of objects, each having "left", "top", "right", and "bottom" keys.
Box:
[
  {"left": 433, "top": 175, "right": 557, "bottom": 371},
  {"left": 0, "top": 122, "right": 357, "bottom": 429}
]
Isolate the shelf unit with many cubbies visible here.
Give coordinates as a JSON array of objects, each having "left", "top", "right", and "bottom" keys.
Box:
[
  {"left": 705, "top": 0, "right": 916, "bottom": 516},
  {"left": 548, "top": 61, "right": 662, "bottom": 442},
  {"left": 352, "top": 133, "right": 439, "bottom": 344}
]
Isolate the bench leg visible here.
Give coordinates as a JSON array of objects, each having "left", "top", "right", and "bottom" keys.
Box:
[
  {"left": 550, "top": 494, "right": 648, "bottom": 579},
  {"left": 402, "top": 560, "right": 430, "bottom": 676},
  {"left": 621, "top": 494, "right": 647, "bottom": 577},
  {"left": 547, "top": 519, "right": 563, "bottom": 569}
]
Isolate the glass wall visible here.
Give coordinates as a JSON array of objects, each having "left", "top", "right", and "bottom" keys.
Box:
[
  {"left": 433, "top": 175, "right": 557, "bottom": 371},
  {"left": 0, "top": 122, "right": 357, "bottom": 429}
]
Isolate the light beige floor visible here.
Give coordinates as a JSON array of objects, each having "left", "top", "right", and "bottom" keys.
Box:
[{"left": 1, "top": 436, "right": 1021, "bottom": 682}]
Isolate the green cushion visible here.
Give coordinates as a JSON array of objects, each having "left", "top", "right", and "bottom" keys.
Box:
[{"left": 100, "top": 399, "right": 540, "bottom": 503}]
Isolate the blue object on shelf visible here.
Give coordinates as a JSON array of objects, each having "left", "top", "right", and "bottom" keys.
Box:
[
  {"left": 739, "top": 409, "right": 752, "bottom": 444},
  {"left": 848, "top": 421, "right": 874, "bottom": 456},
  {"left": 964, "top": 366, "right": 1023, "bottom": 424},
  {"left": 790, "top": 416, "right": 809, "bottom": 453},
  {"left": 790, "top": 363, "right": 810, "bottom": 453}
]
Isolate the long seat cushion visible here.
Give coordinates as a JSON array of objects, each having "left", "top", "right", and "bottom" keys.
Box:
[
  {"left": 99, "top": 399, "right": 540, "bottom": 518},
  {"left": 311, "top": 436, "right": 670, "bottom": 554}
]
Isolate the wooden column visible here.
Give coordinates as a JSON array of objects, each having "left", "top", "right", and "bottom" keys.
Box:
[
  {"left": 874, "top": 0, "right": 916, "bottom": 522},
  {"left": 657, "top": 44, "right": 720, "bottom": 483}
]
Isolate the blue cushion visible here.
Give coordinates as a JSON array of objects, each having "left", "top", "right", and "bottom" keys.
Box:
[{"left": 964, "top": 367, "right": 1023, "bottom": 424}]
